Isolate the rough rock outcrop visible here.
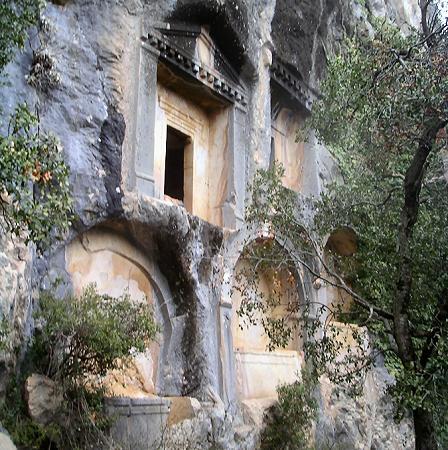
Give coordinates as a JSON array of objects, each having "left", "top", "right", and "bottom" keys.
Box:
[
  {"left": 25, "top": 374, "right": 63, "bottom": 426},
  {"left": 0, "top": 429, "right": 16, "bottom": 450},
  {"left": 316, "top": 366, "right": 414, "bottom": 449}
]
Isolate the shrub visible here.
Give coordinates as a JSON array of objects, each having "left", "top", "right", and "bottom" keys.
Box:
[
  {"left": 0, "top": 286, "right": 159, "bottom": 449},
  {"left": 261, "top": 367, "right": 318, "bottom": 450},
  {"left": 32, "top": 285, "right": 158, "bottom": 379},
  {"left": 0, "top": 104, "right": 73, "bottom": 251}
]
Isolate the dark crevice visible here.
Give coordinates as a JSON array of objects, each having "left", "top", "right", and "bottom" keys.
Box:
[
  {"left": 99, "top": 105, "right": 126, "bottom": 218},
  {"left": 167, "top": 0, "right": 249, "bottom": 74}
]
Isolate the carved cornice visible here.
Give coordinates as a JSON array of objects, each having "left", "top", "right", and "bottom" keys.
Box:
[
  {"left": 270, "top": 56, "right": 318, "bottom": 113},
  {"left": 144, "top": 27, "right": 248, "bottom": 110}
]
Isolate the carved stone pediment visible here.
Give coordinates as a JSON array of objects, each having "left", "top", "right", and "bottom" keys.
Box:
[
  {"left": 270, "top": 55, "right": 318, "bottom": 114},
  {"left": 145, "top": 23, "right": 247, "bottom": 109}
]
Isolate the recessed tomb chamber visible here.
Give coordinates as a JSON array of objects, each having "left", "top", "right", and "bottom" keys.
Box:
[
  {"left": 231, "top": 257, "right": 303, "bottom": 400},
  {"left": 65, "top": 228, "right": 169, "bottom": 397}
]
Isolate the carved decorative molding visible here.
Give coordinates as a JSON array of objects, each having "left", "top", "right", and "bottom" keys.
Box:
[
  {"left": 144, "top": 25, "right": 248, "bottom": 110},
  {"left": 159, "top": 97, "right": 203, "bottom": 138},
  {"left": 270, "top": 56, "right": 318, "bottom": 113}
]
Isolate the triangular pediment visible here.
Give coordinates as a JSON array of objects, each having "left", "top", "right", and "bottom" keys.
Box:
[{"left": 149, "top": 23, "right": 245, "bottom": 98}]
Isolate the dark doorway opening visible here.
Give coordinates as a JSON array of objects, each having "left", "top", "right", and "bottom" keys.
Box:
[{"left": 164, "top": 126, "right": 188, "bottom": 202}]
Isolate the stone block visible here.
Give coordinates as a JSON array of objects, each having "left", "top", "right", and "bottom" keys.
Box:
[
  {"left": 25, "top": 374, "right": 63, "bottom": 426},
  {"left": 234, "top": 350, "right": 301, "bottom": 399},
  {"left": 106, "top": 396, "right": 170, "bottom": 450},
  {"left": 167, "top": 396, "right": 202, "bottom": 426}
]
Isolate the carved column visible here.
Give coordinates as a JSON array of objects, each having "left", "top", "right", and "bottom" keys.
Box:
[
  {"left": 222, "top": 106, "right": 248, "bottom": 230},
  {"left": 219, "top": 299, "right": 238, "bottom": 406},
  {"left": 133, "top": 40, "right": 159, "bottom": 197}
]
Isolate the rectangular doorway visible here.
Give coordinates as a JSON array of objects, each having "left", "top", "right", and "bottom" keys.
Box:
[{"left": 164, "top": 126, "right": 193, "bottom": 212}]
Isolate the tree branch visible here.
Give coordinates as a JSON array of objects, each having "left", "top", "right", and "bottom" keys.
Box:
[{"left": 394, "top": 118, "right": 448, "bottom": 368}]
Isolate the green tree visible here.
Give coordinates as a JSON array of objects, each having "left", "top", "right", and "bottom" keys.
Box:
[{"left": 240, "top": 2, "right": 447, "bottom": 449}]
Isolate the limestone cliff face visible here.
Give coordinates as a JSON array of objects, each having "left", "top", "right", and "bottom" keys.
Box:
[
  {"left": 0, "top": 1, "right": 419, "bottom": 449},
  {"left": 273, "top": 0, "right": 421, "bottom": 85}
]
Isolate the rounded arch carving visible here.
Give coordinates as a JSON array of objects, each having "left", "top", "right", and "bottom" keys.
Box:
[
  {"left": 65, "top": 226, "right": 174, "bottom": 397},
  {"left": 220, "top": 227, "right": 308, "bottom": 401},
  {"left": 221, "top": 227, "right": 308, "bottom": 307}
]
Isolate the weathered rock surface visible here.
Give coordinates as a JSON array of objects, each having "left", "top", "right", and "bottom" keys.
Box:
[
  {"left": 167, "top": 396, "right": 202, "bottom": 426},
  {"left": 316, "top": 364, "right": 414, "bottom": 449},
  {"left": 25, "top": 374, "right": 63, "bottom": 426},
  {"left": 0, "top": 228, "right": 33, "bottom": 396},
  {"left": 0, "top": 428, "right": 17, "bottom": 450}
]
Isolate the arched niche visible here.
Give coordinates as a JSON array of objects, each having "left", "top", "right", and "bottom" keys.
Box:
[
  {"left": 270, "top": 106, "right": 305, "bottom": 192},
  {"left": 323, "top": 226, "right": 358, "bottom": 316},
  {"left": 230, "top": 246, "right": 304, "bottom": 400},
  {"left": 65, "top": 227, "right": 172, "bottom": 397}
]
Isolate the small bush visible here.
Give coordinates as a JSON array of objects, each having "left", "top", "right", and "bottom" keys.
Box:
[
  {"left": 0, "top": 286, "right": 159, "bottom": 450},
  {"left": 261, "top": 367, "right": 318, "bottom": 450},
  {"left": 27, "top": 49, "right": 60, "bottom": 92},
  {"left": 32, "top": 285, "right": 158, "bottom": 379}
]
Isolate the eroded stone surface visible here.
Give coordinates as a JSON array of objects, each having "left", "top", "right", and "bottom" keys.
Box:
[
  {"left": 25, "top": 374, "right": 63, "bottom": 426},
  {"left": 0, "top": 430, "right": 16, "bottom": 450},
  {"left": 316, "top": 366, "right": 414, "bottom": 449},
  {"left": 167, "top": 396, "right": 202, "bottom": 426}
]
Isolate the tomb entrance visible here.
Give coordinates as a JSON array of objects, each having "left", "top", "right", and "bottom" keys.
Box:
[
  {"left": 231, "top": 257, "right": 303, "bottom": 400},
  {"left": 164, "top": 126, "right": 191, "bottom": 206},
  {"left": 269, "top": 56, "right": 318, "bottom": 192},
  {"left": 134, "top": 22, "right": 248, "bottom": 228},
  {"left": 65, "top": 228, "right": 168, "bottom": 397}
]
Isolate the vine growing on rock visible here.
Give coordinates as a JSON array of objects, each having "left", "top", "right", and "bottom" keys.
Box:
[
  {"left": 238, "top": 2, "right": 448, "bottom": 449},
  {"left": 0, "top": 104, "right": 73, "bottom": 251}
]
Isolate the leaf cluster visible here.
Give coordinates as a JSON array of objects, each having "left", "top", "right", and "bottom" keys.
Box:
[
  {"left": 0, "top": 104, "right": 73, "bottom": 251},
  {"left": 309, "top": 18, "right": 448, "bottom": 433},
  {"left": 0, "top": 0, "right": 43, "bottom": 72},
  {"left": 261, "top": 367, "right": 317, "bottom": 450},
  {"left": 32, "top": 285, "right": 159, "bottom": 380},
  {"left": 0, "top": 286, "right": 159, "bottom": 449},
  {"left": 242, "top": 15, "right": 448, "bottom": 446}
]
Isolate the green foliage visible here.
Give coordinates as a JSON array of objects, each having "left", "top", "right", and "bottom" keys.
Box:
[
  {"left": 0, "top": 286, "right": 159, "bottom": 450},
  {"left": 0, "top": 317, "right": 11, "bottom": 352},
  {"left": 308, "top": 18, "right": 448, "bottom": 444},
  {"left": 0, "top": 105, "right": 72, "bottom": 248},
  {"left": 0, "top": 376, "right": 59, "bottom": 449},
  {"left": 242, "top": 164, "right": 373, "bottom": 395},
  {"left": 0, "top": 104, "right": 73, "bottom": 251},
  {"left": 0, "top": 0, "right": 72, "bottom": 251},
  {"left": 32, "top": 285, "right": 158, "bottom": 380},
  {"left": 261, "top": 367, "right": 318, "bottom": 450},
  {"left": 243, "top": 13, "right": 447, "bottom": 449},
  {"left": 0, "top": 0, "right": 43, "bottom": 72}
]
